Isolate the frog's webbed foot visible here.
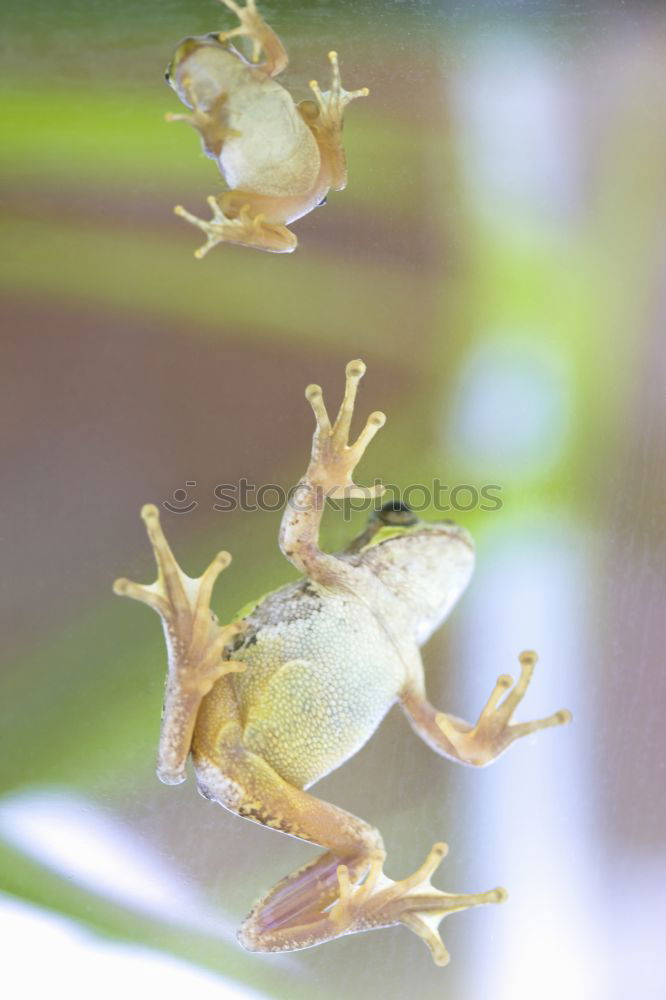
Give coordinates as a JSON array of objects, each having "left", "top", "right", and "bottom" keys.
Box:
[
  {"left": 335, "top": 843, "right": 506, "bottom": 967},
  {"left": 174, "top": 198, "right": 298, "bottom": 256},
  {"left": 113, "top": 504, "right": 245, "bottom": 784},
  {"left": 310, "top": 51, "right": 369, "bottom": 128},
  {"left": 216, "top": 0, "right": 288, "bottom": 77},
  {"left": 436, "top": 652, "right": 573, "bottom": 767},
  {"left": 242, "top": 842, "right": 505, "bottom": 966},
  {"left": 304, "top": 359, "right": 386, "bottom": 500},
  {"left": 166, "top": 82, "right": 240, "bottom": 159}
]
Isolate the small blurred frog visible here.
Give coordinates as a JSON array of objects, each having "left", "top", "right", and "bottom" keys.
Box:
[
  {"left": 165, "top": 0, "right": 369, "bottom": 255},
  {"left": 114, "top": 361, "right": 571, "bottom": 965}
]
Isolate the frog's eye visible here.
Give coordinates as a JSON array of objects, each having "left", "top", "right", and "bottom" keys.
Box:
[
  {"left": 375, "top": 500, "right": 418, "bottom": 527},
  {"left": 167, "top": 38, "right": 201, "bottom": 79}
]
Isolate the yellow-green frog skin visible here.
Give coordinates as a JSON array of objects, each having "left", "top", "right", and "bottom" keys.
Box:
[{"left": 226, "top": 516, "right": 474, "bottom": 790}]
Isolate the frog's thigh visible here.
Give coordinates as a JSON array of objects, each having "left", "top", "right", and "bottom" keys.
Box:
[
  {"left": 194, "top": 737, "right": 380, "bottom": 858},
  {"left": 193, "top": 737, "right": 383, "bottom": 935}
]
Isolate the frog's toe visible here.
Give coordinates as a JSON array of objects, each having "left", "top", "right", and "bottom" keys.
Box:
[
  {"left": 304, "top": 360, "right": 386, "bottom": 500},
  {"left": 437, "top": 651, "right": 572, "bottom": 765},
  {"left": 369, "top": 843, "right": 506, "bottom": 967},
  {"left": 335, "top": 842, "right": 506, "bottom": 967},
  {"left": 309, "top": 51, "right": 369, "bottom": 127}
]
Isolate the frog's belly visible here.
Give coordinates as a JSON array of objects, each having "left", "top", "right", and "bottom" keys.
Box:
[
  {"left": 220, "top": 89, "right": 321, "bottom": 197},
  {"left": 233, "top": 605, "right": 403, "bottom": 789}
]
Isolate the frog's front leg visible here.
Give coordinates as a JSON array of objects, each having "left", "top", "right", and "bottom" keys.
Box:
[
  {"left": 113, "top": 505, "right": 245, "bottom": 784},
  {"left": 302, "top": 51, "right": 369, "bottom": 190},
  {"left": 279, "top": 359, "right": 386, "bottom": 583},
  {"left": 401, "top": 651, "right": 572, "bottom": 767},
  {"left": 165, "top": 87, "right": 240, "bottom": 159},
  {"left": 215, "top": 0, "right": 288, "bottom": 77},
  {"left": 192, "top": 734, "right": 504, "bottom": 964}
]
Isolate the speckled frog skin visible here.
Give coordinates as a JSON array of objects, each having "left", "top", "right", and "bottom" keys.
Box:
[
  {"left": 114, "top": 361, "right": 571, "bottom": 965},
  {"left": 165, "top": 0, "right": 368, "bottom": 255},
  {"left": 228, "top": 505, "right": 476, "bottom": 791},
  {"left": 231, "top": 580, "right": 408, "bottom": 789}
]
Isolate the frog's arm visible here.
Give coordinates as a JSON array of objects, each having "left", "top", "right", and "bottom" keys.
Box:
[
  {"left": 190, "top": 711, "right": 504, "bottom": 965},
  {"left": 279, "top": 360, "right": 386, "bottom": 586},
  {"left": 299, "top": 51, "right": 369, "bottom": 190},
  {"left": 400, "top": 652, "right": 572, "bottom": 767},
  {"left": 165, "top": 90, "right": 240, "bottom": 161},
  {"left": 216, "top": 0, "right": 288, "bottom": 78},
  {"left": 113, "top": 505, "right": 245, "bottom": 785}
]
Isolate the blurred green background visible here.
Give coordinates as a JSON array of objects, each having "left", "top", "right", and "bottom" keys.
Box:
[{"left": 1, "top": 1, "right": 665, "bottom": 998}]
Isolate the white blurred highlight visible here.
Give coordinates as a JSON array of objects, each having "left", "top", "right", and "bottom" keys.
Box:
[
  {"left": 448, "top": 338, "right": 569, "bottom": 475},
  {"left": 461, "top": 521, "right": 606, "bottom": 998},
  {"left": 451, "top": 32, "right": 579, "bottom": 223},
  {"left": 0, "top": 788, "right": 229, "bottom": 936},
  {"left": 0, "top": 894, "right": 267, "bottom": 1000}
]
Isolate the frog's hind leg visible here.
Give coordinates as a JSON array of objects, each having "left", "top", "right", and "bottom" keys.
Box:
[
  {"left": 174, "top": 195, "right": 298, "bottom": 256},
  {"left": 192, "top": 736, "right": 504, "bottom": 963},
  {"left": 192, "top": 732, "right": 385, "bottom": 932},
  {"left": 241, "top": 841, "right": 505, "bottom": 965}
]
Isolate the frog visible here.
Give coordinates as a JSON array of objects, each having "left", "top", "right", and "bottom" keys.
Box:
[
  {"left": 164, "top": 0, "right": 369, "bottom": 256},
  {"left": 113, "top": 360, "right": 572, "bottom": 964}
]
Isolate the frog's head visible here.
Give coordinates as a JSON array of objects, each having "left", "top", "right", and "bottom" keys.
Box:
[
  {"left": 166, "top": 37, "right": 203, "bottom": 99},
  {"left": 165, "top": 35, "right": 236, "bottom": 109},
  {"left": 345, "top": 500, "right": 475, "bottom": 644}
]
